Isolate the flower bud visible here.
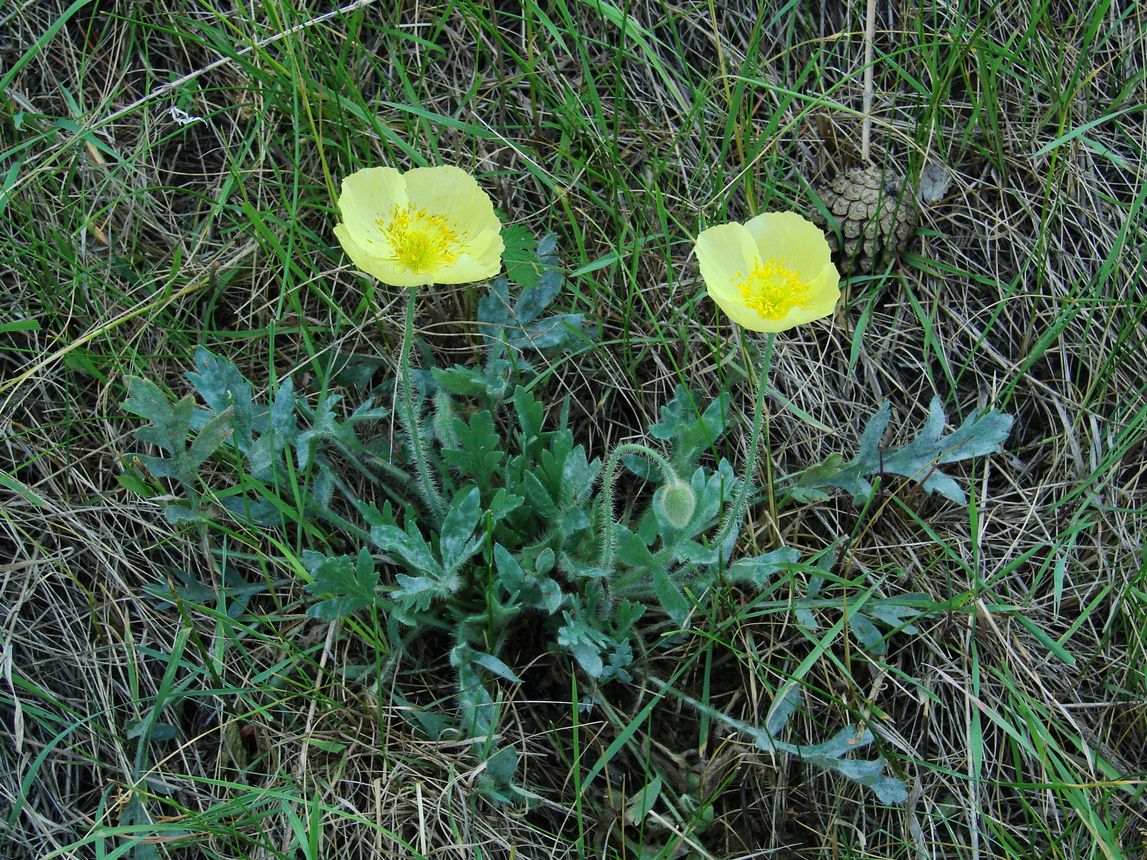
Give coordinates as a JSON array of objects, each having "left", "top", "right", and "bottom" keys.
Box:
[{"left": 653, "top": 478, "right": 697, "bottom": 531}]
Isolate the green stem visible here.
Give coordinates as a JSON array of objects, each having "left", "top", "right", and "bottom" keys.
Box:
[
  {"left": 398, "top": 289, "right": 444, "bottom": 520},
  {"left": 597, "top": 441, "right": 679, "bottom": 577},
  {"left": 713, "top": 332, "right": 775, "bottom": 562}
]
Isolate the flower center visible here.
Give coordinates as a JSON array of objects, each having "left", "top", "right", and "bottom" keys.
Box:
[
  {"left": 377, "top": 205, "right": 460, "bottom": 272},
  {"left": 735, "top": 258, "right": 809, "bottom": 320}
]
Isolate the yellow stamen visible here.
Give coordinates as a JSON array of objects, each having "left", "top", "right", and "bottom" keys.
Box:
[
  {"left": 735, "top": 258, "right": 809, "bottom": 320},
  {"left": 377, "top": 205, "right": 460, "bottom": 273}
]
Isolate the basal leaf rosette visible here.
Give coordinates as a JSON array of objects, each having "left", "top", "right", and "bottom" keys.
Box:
[
  {"left": 695, "top": 212, "right": 840, "bottom": 333},
  {"left": 335, "top": 165, "right": 504, "bottom": 287}
]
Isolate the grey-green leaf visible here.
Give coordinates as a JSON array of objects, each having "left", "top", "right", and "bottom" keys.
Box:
[
  {"left": 848, "top": 612, "right": 887, "bottom": 654},
  {"left": 512, "top": 267, "right": 562, "bottom": 325},
  {"left": 726, "top": 546, "right": 801, "bottom": 588},
  {"left": 484, "top": 745, "right": 519, "bottom": 789},
  {"left": 393, "top": 574, "right": 440, "bottom": 612},
  {"left": 186, "top": 347, "right": 255, "bottom": 452},
  {"left": 443, "top": 410, "right": 503, "bottom": 490},
  {"left": 185, "top": 407, "right": 233, "bottom": 472},
  {"left": 305, "top": 549, "right": 379, "bottom": 620},
  {"left": 653, "top": 567, "right": 690, "bottom": 627},
  {"left": 371, "top": 523, "right": 443, "bottom": 578},
  {"left": 124, "top": 379, "right": 191, "bottom": 454},
  {"left": 792, "top": 397, "right": 1013, "bottom": 506},
  {"left": 766, "top": 686, "right": 801, "bottom": 738},
  {"left": 513, "top": 385, "right": 545, "bottom": 451},
  {"left": 469, "top": 651, "right": 523, "bottom": 684},
  {"left": 440, "top": 487, "right": 483, "bottom": 574}
]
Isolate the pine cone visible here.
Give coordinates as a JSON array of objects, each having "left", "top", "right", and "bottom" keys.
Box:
[{"left": 813, "top": 164, "right": 919, "bottom": 276}]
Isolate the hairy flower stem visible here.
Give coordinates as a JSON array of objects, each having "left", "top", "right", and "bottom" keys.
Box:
[
  {"left": 598, "top": 442, "right": 679, "bottom": 578},
  {"left": 398, "top": 290, "right": 444, "bottom": 520},
  {"left": 713, "top": 332, "right": 775, "bottom": 561}
]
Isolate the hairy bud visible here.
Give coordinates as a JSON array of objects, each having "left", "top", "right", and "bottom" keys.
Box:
[{"left": 653, "top": 478, "right": 697, "bottom": 531}]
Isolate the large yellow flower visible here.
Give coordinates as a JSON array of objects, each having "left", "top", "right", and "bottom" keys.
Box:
[
  {"left": 334, "top": 165, "right": 504, "bottom": 287},
  {"left": 695, "top": 211, "right": 840, "bottom": 332}
]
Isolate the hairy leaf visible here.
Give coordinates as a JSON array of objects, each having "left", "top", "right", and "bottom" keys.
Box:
[
  {"left": 519, "top": 470, "right": 557, "bottom": 519},
  {"left": 724, "top": 546, "right": 798, "bottom": 587},
  {"left": 612, "top": 600, "right": 646, "bottom": 631},
  {"left": 469, "top": 650, "right": 523, "bottom": 684},
  {"left": 848, "top": 595, "right": 928, "bottom": 655},
  {"left": 433, "top": 365, "right": 492, "bottom": 399},
  {"left": 487, "top": 488, "right": 524, "bottom": 524},
  {"left": 186, "top": 409, "right": 234, "bottom": 473},
  {"left": 443, "top": 411, "right": 503, "bottom": 490},
  {"left": 186, "top": 347, "right": 255, "bottom": 452},
  {"left": 220, "top": 494, "right": 284, "bottom": 527},
  {"left": 559, "top": 446, "right": 600, "bottom": 508},
  {"left": 625, "top": 775, "right": 663, "bottom": 823},
  {"left": 453, "top": 647, "right": 496, "bottom": 739},
  {"left": 557, "top": 614, "right": 609, "bottom": 679},
  {"left": 512, "top": 267, "right": 563, "bottom": 326},
  {"left": 124, "top": 378, "right": 192, "bottom": 455},
  {"left": 248, "top": 378, "right": 297, "bottom": 480},
  {"left": 484, "top": 744, "right": 519, "bottom": 789},
  {"left": 478, "top": 276, "right": 513, "bottom": 330},
  {"left": 614, "top": 525, "right": 655, "bottom": 573},
  {"left": 295, "top": 391, "right": 388, "bottom": 472},
  {"left": 794, "top": 397, "right": 1013, "bottom": 505},
  {"left": 766, "top": 686, "right": 801, "bottom": 738},
  {"left": 392, "top": 574, "right": 441, "bottom": 613},
  {"left": 508, "top": 312, "right": 587, "bottom": 351},
  {"left": 628, "top": 386, "right": 729, "bottom": 480},
  {"left": 439, "top": 487, "right": 484, "bottom": 575},
  {"left": 653, "top": 567, "right": 690, "bottom": 627},
  {"left": 371, "top": 521, "right": 443, "bottom": 578},
  {"left": 494, "top": 545, "right": 564, "bottom": 613},
  {"left": 304, "top": 549, "right": 379, "bottom": 620},
  {"left": 512, "top": 386, "right": 545, "bottom": 455},
  {"left": 124, "top": 378, "right": 233, "bottom": 490},
  {"left": 667, "top": 680, "right": 908, "bottom": 804},
  {"left": 502, "top": 224, "right": 544, "bottom": 289}
]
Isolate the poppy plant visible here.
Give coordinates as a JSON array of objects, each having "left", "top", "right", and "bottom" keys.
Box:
[
  {"left": 334, "top": 163, "right": 504, "bottom": 520},
  {"left": 694, "top": 211, "right": 840, "bottom": 332},
  {"left": 335, "top": 165, "right": 504, "bottom": 287}
]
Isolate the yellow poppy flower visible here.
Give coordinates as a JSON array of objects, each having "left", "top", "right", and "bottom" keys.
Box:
[
  {"left": 695, "top": 211, "right": 840, "bottom": 332},
  {"left": 334, "top": 165, "right": 504, "bottom": 287}
]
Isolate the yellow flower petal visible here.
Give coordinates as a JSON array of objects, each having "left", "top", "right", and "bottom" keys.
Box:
[
  {"left": 742, "top": 211, "right": 832, "bottom": 280},
  {"left": 404, "top": 166, "right": 502, "bottom": 241},
  {"left": 449, "top": 226, "right": 505, "bottom": 281},
  {"left": 337, "top": 167, "right": 408, "bottom": 256},
  {"left": 695, "top": 223, "right": 761, "bottom": 300},
  {"left": 695, "top": 211, "right": 840, "bottom": 333},
  {"left": 335, "top": 164, "right": 504, "bottom": 287},
  {"left": 797, "top": 263, "right": 842, "bottom": 316}
]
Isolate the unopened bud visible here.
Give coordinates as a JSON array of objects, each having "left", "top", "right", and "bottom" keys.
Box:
[{"left": 653, "top": 479, "right": 696, "bottom": 530}]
